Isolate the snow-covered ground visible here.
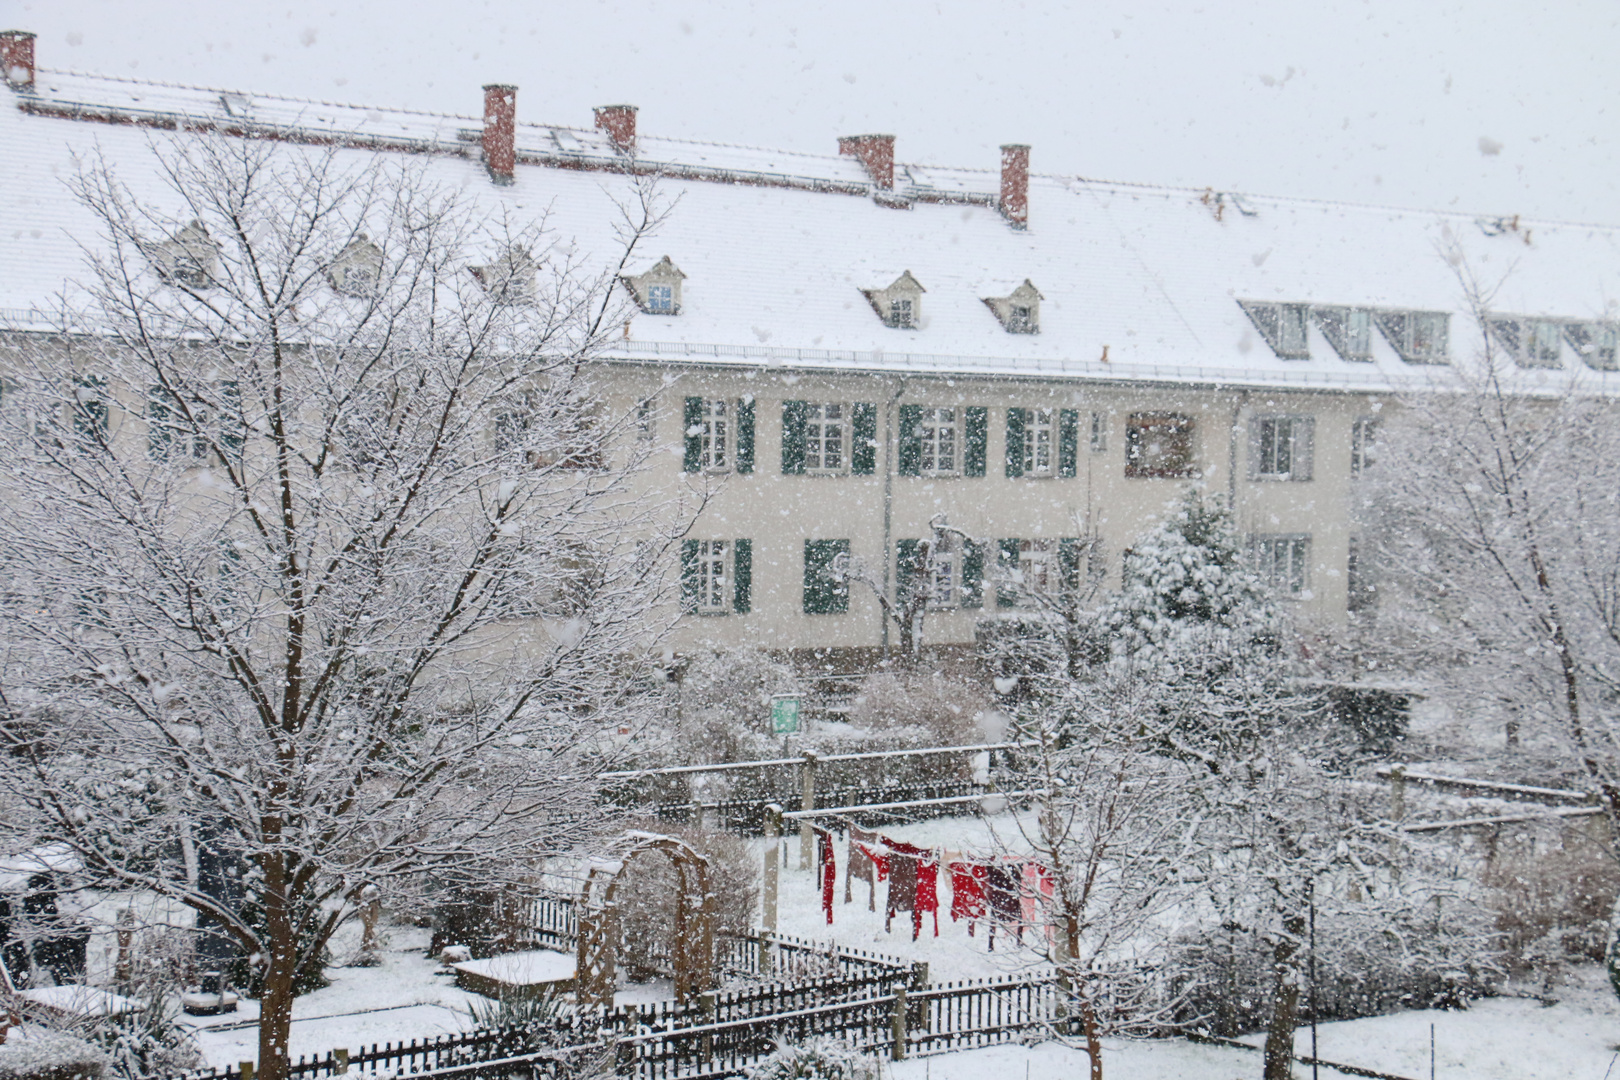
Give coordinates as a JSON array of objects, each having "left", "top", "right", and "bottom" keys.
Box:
[{"left": 180, "top": 811, "right": 1620, "bottom": 1079}]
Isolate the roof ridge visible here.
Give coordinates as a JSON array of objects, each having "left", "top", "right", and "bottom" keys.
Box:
[
  {"left": 30, "top": 68, "right": 1620, "bottom": 230},
  {"left": 1064, "top": 172, "right": 1620, "bottom": 232},
  {"left": 36, "top": 66, "right": 480, "bottom": 123}
]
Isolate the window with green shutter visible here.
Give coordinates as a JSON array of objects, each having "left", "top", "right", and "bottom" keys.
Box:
[
  {"left": 73, "top": 376, "right": 108, "bottom": 440},
  {"left": 997, "top": 539, "right": 1021, "bottom": 607},
  {"left": 735, "top": 397, "right": 755, "bottom": 473},
  {"left": 803, "top": 539, "right": 850, "bottom": 614},
  {"left": 781, "top": 400, "right": 808, "bottom": 474},
  {"left": 680, "top": 538, "right": 701, "bottom": 612},
  {"left": 852, "top": 402, "right": 878, "bottom": 475},
  {"left": 1058, "top": 409, "right": 1079, "bottom": 477},
  {"left": 1059, "top": 537, "right": 1084, "bottom": 591},
  {"left": 897, "top": 404, "right": 924, "bottom": 476},
  {"left": 964, "top": 406, "right": 987, "bottom": 476},
  {"left": 733, "top": 539, "right": 752, "bottom": 613},
  {"left": 960, "top": 538, "right": 984, "bottom": 608},
  {"left": 1004, "top": 408, "right": 1026, "bottom": 478},
  {"left": 683, "top": 397, "right": 704, "bottom": 473},
  {"left": 895, "top": 538, "right": 924, "bottom": 606}
]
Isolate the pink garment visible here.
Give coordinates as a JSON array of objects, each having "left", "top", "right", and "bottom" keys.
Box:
[{"left": 1020, "top": 861, "right": 1040, "bottom": 926}]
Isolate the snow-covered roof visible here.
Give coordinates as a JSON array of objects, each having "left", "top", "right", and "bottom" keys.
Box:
[
  {"left": 0, "top": 843, "right": 81, "bottom": 892},
  {"left": 6, "top": 66, "right": 1620, "bottom": 394}
]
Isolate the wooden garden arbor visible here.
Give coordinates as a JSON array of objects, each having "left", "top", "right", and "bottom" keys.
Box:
[{"left": 574, "top": 833, "right": 716, "bottom": 1006}]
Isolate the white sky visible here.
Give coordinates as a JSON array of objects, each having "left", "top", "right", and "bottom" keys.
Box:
[{"left": 5, "top": 0, "right": 1617, "bottom": 224}]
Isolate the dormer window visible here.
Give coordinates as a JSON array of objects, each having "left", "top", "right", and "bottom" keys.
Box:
[
  {"left": 621, "top": 255, "right": 686, "bottom": 316},
  {"left": 1239, "top": 300, "right": 1310, "bottom": 359},
  {"left": 471, "top": 248, "right": 537, "bottom": 307},
  {"left": 1565, "top": 322, "right": 1619, "bottom": 371},
  {"left": 328, "top": 235, "right": 384, "bottom": 297},
  {"left": 1314, "top": 306, "right": 1373, "bottom": 362},
  {"left": 154, "top": 221, "right": 220, "bottom": 290},
  {"left": 1488, "top": 316, "right": 1564, "bottom": 369},
  {"left": 983, "top": 280, "right": 1043, "bottom": 334},
  {"left": 863, "top": 271, "right": 926, "bottom": 330},
  {"left": 1375, "top": 310, "right": 1449, "bottom": 365}
]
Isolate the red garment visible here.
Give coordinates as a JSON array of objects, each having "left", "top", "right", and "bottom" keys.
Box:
[
  {"left": 882, "top": 838, "right": 930, "bottom": 939},
  {"left": 913, "top": 850, "right": 940, "bottom": 940},
  {"left": 815, "top": 827, "right": 836, "bottom": 925},
  {"left": 948, "top": 861, "right": 987, "bottom": 935}
]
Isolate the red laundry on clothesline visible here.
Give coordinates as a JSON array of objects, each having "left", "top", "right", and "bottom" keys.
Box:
[
  {"left": 948, "top": 860, "right": 987, "bottom": 936},
  {"left": 815, "top": 826, "right": 836, "bottom": 925}
]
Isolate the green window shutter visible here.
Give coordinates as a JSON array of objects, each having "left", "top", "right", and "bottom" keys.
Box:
[
  {"left": 897, "top": 404, "right": 923, "bottom": 476},
  {"left": 1058, "top": 409, "right": 1079, "bottom": 478},
  {"left": 851, "top": 402, "right": 878, "bottom": 475},
  {"left": 683, "top": 397, "right": 703, "bottom": 473},
  {"left": 781, "top": 400, "right": 808, "bottom": 474},
  {"left": 148, "top": 386, "right": 173, "bottom": 459},
  {"left": 997, "top": 539, "right": 1021, "bottom": 607},
  {"left": 960, "top": 539, "right": 984, "bottom": 608},
  {"left": 895, "top": 538, "right": 923, "bottom": 606},
  {"left": 964, "top": 406, "right": 988, "bottom": 477},
  {"left": 680, "top": 539, "right": 700, "bottom": 613},
  {"left": 803, "top": 539, "right": 850, "bottom": 614},
  {"left": 733, "top": 539, "right": 753, "bottom": 613},
  {"left": 1059, "top": 537, "right": 1083, "bottom": 591},
  {"left": 1004, "top": 408, "right": 1026, "bottom": 478},
  {"left": 735, "top": 397, "right": 756, "bottom": 473},
  {"left": 219, "top": 380, "right": 244, "bottom": 461}
]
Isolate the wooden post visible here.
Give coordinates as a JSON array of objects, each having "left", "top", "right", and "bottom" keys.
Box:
[
  {"left": 762, "top": 804, "right": 781, "bottom": 934},
  {"left": 890, "top": 988, "right": 908, "bottom": 1061},
  {"left": 700, "top": 990, "right": 717, "bottom": 1059},
  {"left": 239, "top": 1062, "right": 254, "bottom": 1080},
  {"left": 356, "top": 884, "right": 382, "bottom": 966},
  {"left": 691, "top": 800, "right": 705, "bottom": 831},
  {"left": 910, "top": 962, "right": 929, "bottom": 990},
  {"left": 333, "top": 1049, "right": 349, "bottom": 1075},
  {"left": 799, "top": 752, "right": 818, "bottom": 870}
]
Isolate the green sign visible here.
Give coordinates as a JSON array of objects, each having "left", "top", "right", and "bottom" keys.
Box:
[{"left": 770, "top": 695, "right": 801, "bottom": 735}]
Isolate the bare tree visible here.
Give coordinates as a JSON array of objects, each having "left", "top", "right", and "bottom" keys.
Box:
[
  {"left": 1355, "top": 256, "right": 1620, "bottom": 857},
  {"left": 0, "top": 135, "right": 688, "bottom": 1080}
]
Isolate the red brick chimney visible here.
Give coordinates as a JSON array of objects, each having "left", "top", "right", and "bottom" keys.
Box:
[
  {"left": 1000, "top": 144, "right": 1030, "bottom": 229},
  {"left": 594, "top": 105, "right": 638, "bottom": 153},
  {"left": 839, "top": 134, "right": 896, "bottom": 190},
  {"left": 0, "top": 31, "right": 36, "bottom": 89},
  {"left": 482, "top": 84, "right": 517, "bottom": 185}
]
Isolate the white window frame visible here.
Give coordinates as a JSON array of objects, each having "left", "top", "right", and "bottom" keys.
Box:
[
  {"left": 1254, "top": 416, "right": 1301, "bottom": 479},
  {"left": 1351, "top": 417, "right": 1378, "bottom": 475},
  {"left": 804, "top": 402, "right": 847, "bottom": 473},
  {"left": 635, "top": 397, "right": 655, "bottom": 440},
  {"left": 889, "top": 297, "right": 915, "bottom": 329},
  {"left": 1022, "top": 408, "right": 1055, "bottom": 477},
  {"left": 1089, "top": 412, "right": 1107, "bottom": 453},
  {"left": 918, "top": 407, "right": 960, "bottom": 476},
  {"left": 695, "top": 539, "right": 729, "bottom": 613},
  {"left": 1019, "top": 539, "right": 1057, "bottom": 596},
  {"left": 646, "top": 283, "right": 674, "bottom": 314},
  {"left": 1254, "top": 534, "right": 1311, "bottom": 598},
  {"left": 699, "top": 398, "right": 729, "bottom": 471}
]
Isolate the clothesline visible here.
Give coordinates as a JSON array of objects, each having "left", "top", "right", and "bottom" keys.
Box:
[{"left": 779, "top": 790, "right": 1047, "bottom": 820}]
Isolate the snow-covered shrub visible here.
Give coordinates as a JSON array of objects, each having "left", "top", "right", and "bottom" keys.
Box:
[
  {"left": 0, "top": 1027, "right": 108, "bottom": 1080},
  {"left": 1486, "top": 839, "right": 1620, "bottom": 979},
  {"left": 742, "top": 1038, "right": 875, "bottom": 1080},
  {"left": 845, "top": 670, "right": 986, "bottom": 747}
]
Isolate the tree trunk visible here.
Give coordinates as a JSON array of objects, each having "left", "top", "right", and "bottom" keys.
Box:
[
  {"left": 1262, "top": 911, "right": 1307, "bottom": 1080},
  {"left": 1078, "top": 989, "right": 1104, "bottom": 1080},
  {"left": 256, "top": 854, "right": 296, "bottom": 1080}
]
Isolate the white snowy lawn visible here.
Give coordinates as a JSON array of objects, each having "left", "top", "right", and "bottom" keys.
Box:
[{"left": 182, "top": 811, "right": 1620, "bottom": 1079}]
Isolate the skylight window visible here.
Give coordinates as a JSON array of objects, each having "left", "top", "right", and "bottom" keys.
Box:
[
  {"left": 1565, "top": 322, "right": 1619, "bottom": 371},
  {"left": 1314, "top": 307, "right": 1373, "bottom": 362},
  {"left": 1374, "top": 310, "right": 1449, "bottom": 365},
  {"left": 1488, "top": 316, "right": 1564, "bottom": 369},
  {"left": 1239, "top": 301, "right": 1310, "bottom": 359}
]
